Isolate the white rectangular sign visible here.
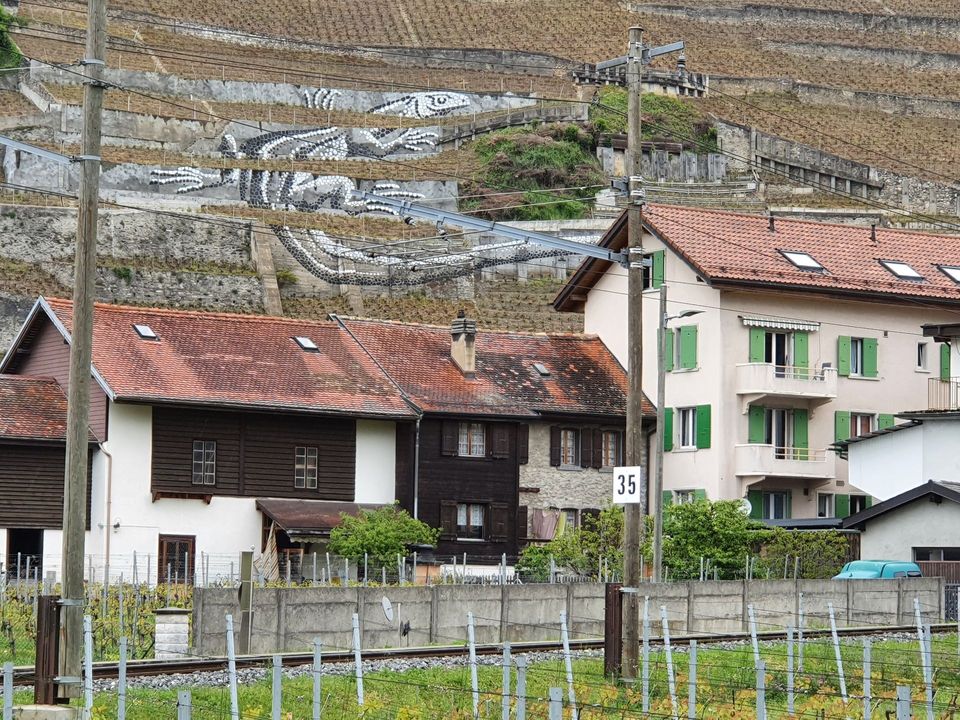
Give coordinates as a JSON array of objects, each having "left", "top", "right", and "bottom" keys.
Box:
[{"left": 612, "top": 465, "right": 644, "bottom": 504}]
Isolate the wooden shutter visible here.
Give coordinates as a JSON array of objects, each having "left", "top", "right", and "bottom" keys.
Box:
[
  {"left": 664, "top": 329, "right": 675, "bottom": 372},
  {"left": 748, "top": 405, "right": 766, "bottom": 444},
  {"left": 834, "top": 494, "right": 850, "bottom": 519},
  {"left": 863, "top": 338, "right": 878, "bottom": 378},
  {"left": 877, "top": 414, "right": 895, "bottom": 430},
  {"left": 837, "top": 336, "right": 851, "bottom": 376},
  {"left": 749, "top": 328, "right": 765, "bottom": 363},
  {"left": 834, "top": 410, "right": 851, "bottom": 442},
  {"left": 695, "top": 404, "right": 711, "bottom": 449},
  {"left": 941, "top": 343, "right": 952, "bottom": 381},
  {"left": 679, "top": 326, "right": 698, "bottom": 370},
  {"left": 491, "top": 424, "right": 510, "bottom": 459},
  {"left": 549, "top": 426, "right": 561, "bottom": 467},
  {"left": 864, "top": 496, "right": 873, "bottom": 509},
  {"left": 747, "top": 490, "right": 762, "bottom": 520},
  {"left": 662, "top": 408, "right": 673, "bottom": 452},
  {"left": 794, "top": 332, "right": 809, "bottom": 378},
  {"left": 489, "top": 502, "right": 509, "bottom": 542},
  {"left": 651, "top": 250, "right": 665, "bottom": 288},
  {"left": 591, "top": 429, "right": 603, "bottom": 469},
  {"left": 661, "top": 490, "right": 673, "bottom": 508},
  {"left": 693, "top": 489, "right": 707, "bottom": 502},
  {"left": 440, "top": 421, "right": 459, "bottom": 456},
  {"left": 518, "top": 424, "right": 529, "bottom": 465},
  {"left": 517, "top": 505, "right": 529, "bottom": 542},
  {"left": 579, "top": 428, "right": 592, "bottom": 468},
  {"left": 793, "top": 408, "right": 808, "bottom": 461},
  {"left": 439, "top": 501, "right": 457, "bottom": 540}
]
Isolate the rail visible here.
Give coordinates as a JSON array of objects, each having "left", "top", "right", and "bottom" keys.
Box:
[{"left": 928, "top": 377, "right": 960, "bottom": 410}]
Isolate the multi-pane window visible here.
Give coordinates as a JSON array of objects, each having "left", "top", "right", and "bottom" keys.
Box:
[
  {"left": 849, "top": 338, "right": 865, "bottom": 376},
  {"left": 817, "top": 493, "right": 834, "bottom": 518},
  {"left": 678, "top": 407, "right": 697, "bottom": 448},
  {"left": 763, "top": 491, "right": 789, "bottom": 520},
  {"left": 560, "top": 428, "right": 579, "bottom": 466},
  {"left": 456, "top": 503, "right": 485, "bottom": 539},
  {"left": 458, "top": 422, "right": 485, "bottom": 457},
  {"left": 561, "top": 508, "right": 579, "bottom": 530},
  {"left": 601, "top": 430, "right": 622, "bottom": 467},
  {"left": 192, "top": 440, "right": 216, "bottom": 485},
  {"left": 850, "top": 413, "right": 874, "bottom": 438},
  {"left": 295, "top": 446, "right": 318, "bottom": 489},
  {"left": 675, "top": 490, "right": 696, "bottom": 505}
]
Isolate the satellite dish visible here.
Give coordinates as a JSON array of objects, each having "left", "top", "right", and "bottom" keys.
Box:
[
  {"left": 381, "top": 596, "right": 394, "bottom": 623},
  {"left": 739, "top": 498, "right": 752, "bottom": 516}
]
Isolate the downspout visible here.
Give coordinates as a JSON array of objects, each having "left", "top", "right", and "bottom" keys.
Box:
[
  {"left": 100, "top": 444, "right": 113, "bottom": 585},
  {"left": 331, "top": 314, "right": 424, "bottom": 517}
]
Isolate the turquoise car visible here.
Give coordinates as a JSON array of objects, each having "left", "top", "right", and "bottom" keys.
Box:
[{"left": 833, "top": 560, "right": 923, "bottom": 579}]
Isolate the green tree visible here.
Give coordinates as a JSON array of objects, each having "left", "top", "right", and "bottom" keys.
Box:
[
  {"left": 758, "top": 527, "right": 850, "bottom": 579},
  {"left": 0, "top": 8, "right": 25, "bottom": 69},
  {"left": 661, "top": 499, "right": 768, "bottom": 579},
  {"left": 328, "top": 505, "right": 439, "bottom": 568}
]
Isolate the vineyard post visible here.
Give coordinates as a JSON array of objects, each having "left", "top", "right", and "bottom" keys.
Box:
[
  {"left": 862, "top": 639, "right": 871, "bottom": 720},
  {"left": 548, "top": 687, "right": 563, "bottom": 720},
  {"left": 641, "top": 596, "right": 650, "bottom": 714},
  {"left": 922, "top": 624, "right": 933, "bottom": 720},
  {"left": 787, "top": 625, "right": 795, "bottom": 716},
  {"left": 467, "top": 612, "right": 479, "bottom": 719},
  {"left": 660, "top": 605, "right": 678, "bottom": 720},
  {"left": 755, "top": 659, "right": 767, "bottom": 720},
  {"left": 501, "top": 641, "right": 511, "bottom": 720},
  {"left": 687, "top": 640, "right": 696, "bottom": 720},
  {"left": 352, "top": 613, "right": 364, "bottom": 706},
  {"left": 271, "top": 655, "right": 282, "bottom": 720},
  {"left": 312, "top": 639, "right": 322, "bottom": 720},
  {"left": 177, "top": 691, "right": 192, "bottom": 720},
  {"left": 797, "top": 592, "right": 805, "bottom": 672},
  {"left": 515, "top": 655, "right": 527, "bottom": 720},
  {"left": 748, "top": 603, "right": 760, "bottom": 668},
  {"left": 225, "top": 614, "right": 239, "bottom": 720},
  {"left": 896, "top": 686, "right": 911, "bottom": 720},
  {"left": 118, "top": 636, "right": 127, "bottom": 720},
  {"left": 560, "top": 612, "right": 577, "bottom": 720},
  {"left": 82, "top": 615, "right": 93, "bottom": 720},
  {"left": 828, "top": 602, "right": 848, "bottom": 707},
  {"left": 3, "top": 661, "right": 12, "bottom": 720}
]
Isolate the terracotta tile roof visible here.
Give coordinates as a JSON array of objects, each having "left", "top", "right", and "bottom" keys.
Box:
[
  {"left": 0, "top": 375, "right": 71, "bottom": 441},
  {"left": 555, "top": 205, "right": 960, "bottom": 311},
  {"left": 42, "top": 298, "right": 416, "bottom": 419},
  {"left": 341, "top": 317, "right": 648, "bottom": 418}
]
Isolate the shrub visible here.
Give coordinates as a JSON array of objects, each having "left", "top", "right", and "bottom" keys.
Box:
[
  {"left": 328, "top": 504, "right": 438, "bottom": 568},
  {"left": 275, "top": 268, "right": 298, "bottom": 287},
  {"left": 590, "top": 88, "right": 719, "bottom": 153},
  {"left": 0, "top": 8, "right": 25, "bottom": 69},
  {"left": 758, "top": 528, "right": 850, "bottom": 579},
  {"left": 662, "top": 500, "right": 768, "bottom": 580}
]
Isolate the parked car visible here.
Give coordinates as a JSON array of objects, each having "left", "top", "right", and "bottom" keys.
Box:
[{"left": 833, "top": 561, "right": 923, "bottom": 579}]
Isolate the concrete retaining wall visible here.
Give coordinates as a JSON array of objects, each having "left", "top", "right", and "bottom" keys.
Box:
[{"left": 192, "top": 578, "right": 944, "bottom": 655}]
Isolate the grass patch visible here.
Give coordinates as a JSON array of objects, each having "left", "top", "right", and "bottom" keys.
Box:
[{"left": 591, "top": 88, "right": 719, "bottom": 153}]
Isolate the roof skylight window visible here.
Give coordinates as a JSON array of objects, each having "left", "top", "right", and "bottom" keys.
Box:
[
  {"left": 779, "top": 250, "right": 824, "bottom": 272},
  {"left": 880, "top": 260, "right": 924, "bottom": 281},
  {"left": 133, "top": 324, "right": 158, "bottom": 340},
  {"left": 939, "top": 266, "right": 960, "bottom": 284},
  {"left": 293, "top": 336, "right": 320, "bottom": 352},
  {"left": 532, "top": 362, "right": 551, "bottom": 377}
]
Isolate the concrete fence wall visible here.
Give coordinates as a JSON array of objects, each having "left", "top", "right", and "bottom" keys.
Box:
[{"left": 192, "top": 578, "right": 945, "bottom": 655}]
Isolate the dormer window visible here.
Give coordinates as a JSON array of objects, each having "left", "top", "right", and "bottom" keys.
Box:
[
  {"left": 880, "top": 260, "right": 923, "bottom": 281},
  {"left": 779, "top": 250, "right": 824, "bottom": 272},
  {"left": 133, "top": 324, "right": 158, "bottom": 340},
  {"left": 293, "top": 336, "right": 320, "bottom": 352}
]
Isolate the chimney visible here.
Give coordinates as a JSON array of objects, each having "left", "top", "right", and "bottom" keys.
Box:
[
  {"left": 870, "top": 223, "right": 877, "bottom": 243},
  {"left": 450, "top": 310, "right": 477, "bottom": 378},
  {"left": 768, "top": 214, "right": 775, "bottom": 232}
]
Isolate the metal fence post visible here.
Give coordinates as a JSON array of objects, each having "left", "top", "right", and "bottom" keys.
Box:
[
  {"left": 515, "top": 655, "right": 527, "bottom": 720},
  {"left": 863, "top": 639, "right": 871, "bottom": 720},
  {"left": 787, "top": 625, "right": 795, "bottom": 717},
  {"left": 560, "top": 612, "right": 577, "bottom": 720},
  {"left": 272, "top": 655, "right": 282, "bottom": 720},
  {"left": 501, "top": 642, "right": 511, "bottom": 720},
  {"left": 467, "top": 612, "right": 479, "bottom": 719},
  {"left": 896, "top": 685, "right": 911, "bottom": 720},
  {"left": 352, "top": 613, "right": 364, "bottom": 706},
  {"left": 748, "top": 603, "right": 760, "bottom": 668},
  {"left": 755, "top": 660, "right": 767, "bottom": 720},
  {"left": 828, "top": 602, "right": 848, "bottom": 707},
  {"left": 3, "top": 662, "right": 12, "bottom": 720},
  {"left": 312, "top": 639, "right": 322, "bottom": 720},
  {"left": 687, "top": 640, "right": 697, "bottom": 720},
  {"left": 177, "top": 690, "right": 192, "bottom": 720},
  {"left": 225, "top": 614, "right": 240, "bottom": 720},
  {"left": 118, "top": 636, "right": 128, "bottom": 720},
  {"left": 548, "top": 687, "right": 563, "bottom": 720},
  {"left": 642, "top": 596, "right": 650, "bottom": 715},
  {"left": 661, "top": 605, "right": 678, "bottom": 720}
]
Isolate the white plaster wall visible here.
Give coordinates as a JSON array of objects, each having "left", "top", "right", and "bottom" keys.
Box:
[
  {"left": 848, "top": 427, "right": 922, "bottom": 501},
  {"left": 921, "top": 421, "right": 960, "bottom": 483},
  {"left": 860, "top": 499, "right": 960, "bottom": 560},
  {"left": 354, "top": 420, "right": 396, "bottom": 504}
]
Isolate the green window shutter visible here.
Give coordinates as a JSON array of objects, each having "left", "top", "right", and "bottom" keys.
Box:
[
  {"left": 651, "top": 250, "right": 665, "bottom": 289},
  {"left": 695, "top": 404, "right": 711, "bottom": 449},
  {"left": 662, "top": 490, "right": 673, "bottom": 508},
  {"left": 748, "top": 405, "right": 766, "bottom": 444},
  {"left": 878, "top": 414, "right": 895, "bottom": 430},
  {"left": 694, "top": 489, "right": 707, "bottom": 502},
  {"left": 837, "top": 336, "right": 851, "bottom": 376},
  {"left": 864, "top": 496, "right": 873, "bottom": 509},
  {"left": 794, "top": 332, "right": 809, "bottom": 378},
  {"left": 749, "top": 328, "right": 766, "bottom": 363},
  {"left": 679, "top": 325, "right": 698, "bottom": 370},
  {"left": 663, "top": 408, "right": 674, "bottom": 452},
  {"left": 793, "top": 408, "right": 809, "bottom": 460},
  {"left": 747, "top": 490, "right": 762, "bottom": 520},
  {"left": 664, "top": 329, "right": 675, "bottom": 373},
  {"left": 863, "top": 338, "right": 878, "bottom": 378},
  {"left": 941, "top": 343, "right": 952, "bottom": 381},
  {"left": 835, "top": 494, "right": 850, "bottom": 519},
  {"left": 834, "top": 410, "right": 851, "bottom": 442}
]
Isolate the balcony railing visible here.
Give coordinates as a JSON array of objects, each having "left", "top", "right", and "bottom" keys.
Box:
[
  {"left": 736, "top": 364, "right": 838, "bottom": 402},
  {"left": 734, "top": 443, "right": 836, "bottom": 479},
  {"left": 929, "top": 377, "right": 960, "bottom": 410}
]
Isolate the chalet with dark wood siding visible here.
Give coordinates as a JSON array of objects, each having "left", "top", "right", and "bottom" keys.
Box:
[
  {"left": 339, "top": 315, "right": 652, "bottom": 563},
  {"left": 1, "top": 297, "right": 415, "bottom": 583}
]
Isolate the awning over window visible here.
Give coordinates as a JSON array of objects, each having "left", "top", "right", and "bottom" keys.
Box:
[
  {"left": 740, "top": 316, "right": 820, "bottom": 332},
  {"left": 256, "top": 498, "right": 386, "bottom": 542}
]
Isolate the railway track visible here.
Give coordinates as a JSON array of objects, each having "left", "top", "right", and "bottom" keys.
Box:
[{"left": 12, "top": 622, "right": 955, "bottom": 686}]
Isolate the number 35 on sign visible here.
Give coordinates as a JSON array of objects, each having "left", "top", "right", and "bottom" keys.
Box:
[{"left": 613, "top": 466, "right": 644, "bottom": 504}]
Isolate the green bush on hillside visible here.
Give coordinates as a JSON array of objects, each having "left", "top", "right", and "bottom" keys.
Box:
[
  {"left": 0, "top": 8, "right": 25, "bottom": 69},
  {"left": 591, "top": 87, "right": 719, "bottom": 153}
]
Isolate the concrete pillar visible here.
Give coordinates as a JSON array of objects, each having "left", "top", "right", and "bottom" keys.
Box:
[{"left": 154, "top": 607, "right": 191, "bottom": 660}]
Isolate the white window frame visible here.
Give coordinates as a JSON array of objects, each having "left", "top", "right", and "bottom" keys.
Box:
[
  {"left": 850, "top": 412, "right": 875, "bottom": 438},
  {"left": 678, "top": 407, "right": 697, "bottom": 449},
  {"left": 817, "top": 492, "right": 834, "bottom": 518},
  {"left": 880, "top": 260, "right": 923, "bottom": 280},
  {"left": 295, "top": 446, "right": 318, "bottom": 489},
  {"left": 763, "top": 491, "right": 789, "bottom": 520},
  {"left": 675, "top": 490, "right": 696, "bottom": 505},
  {"left": 849, "top": 495, "right": 869, "bottom": 515},
  {"left": 458, "top": 422, "right": 486, "bottom": 458},
  {"left": 780, "top": 250, "right": 824, "bottom": 272},
  {"left": 456, "top": 503, "right": 485, "bottom": 540},
  {"left": 917, "top": 342, "right": 928, "bottom": 371},
  {"left": 560, "top": 428, "right": 579, "bottom": 467},
  {"left": 192, "top": 440, "right": 216, "bottom": 486},
  {"left": 601, "top": 430, "right": 621, "bottom": 468},
  {"left": 849, "top": 337, "right": 865, "bottom": 376}
]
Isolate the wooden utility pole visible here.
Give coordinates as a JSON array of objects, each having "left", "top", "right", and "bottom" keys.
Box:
[
  {"left": 59, "top": 0, "right": 106, "bottom": 697},
  {"left": 622, "top": 24, "right": 645, "bottom": 683}
]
